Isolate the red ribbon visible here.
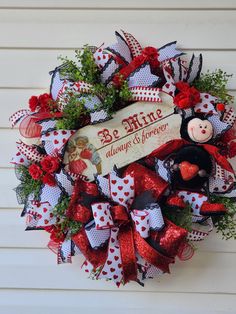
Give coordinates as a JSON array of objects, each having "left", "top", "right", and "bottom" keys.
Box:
[
  {"left": 113, "top": 46, "right": 160, "bottom": 87},
  {"left": 134, "top": 230, "right": 174, "bottom": 273},
  {"left": 72, "top": 229, "right": 107, "bottom": 268},
  {"left": 124, "top": 162, "right": 169, "bottom": 199},
  {"left": 66, "top": 179, "right": 99, "bottom": 219},
  {"left": 19, "top": 112, "right": 62, "bottom": 138},
  {"left": 118, "top": 225, "right": 137, "bottom": 283},
  {"left": 111, "top": 205, "right": 129, "bottom": 221}
]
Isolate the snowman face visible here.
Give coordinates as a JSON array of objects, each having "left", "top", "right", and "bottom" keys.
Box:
[{"left": 187, "top": 118, "right": 213, "bottom": 143}]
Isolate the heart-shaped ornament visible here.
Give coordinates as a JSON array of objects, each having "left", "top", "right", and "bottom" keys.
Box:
[{"left": 179, "top": 161, "right": 199, "bottom": 181}]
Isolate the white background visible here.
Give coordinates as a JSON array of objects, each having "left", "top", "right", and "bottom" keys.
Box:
[{"left": 0, "top": 1, "right": 236, "bottom": 313}]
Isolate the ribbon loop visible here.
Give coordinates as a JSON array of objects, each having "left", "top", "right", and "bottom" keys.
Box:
[{"left": 91, "top": 202, "right": 114, "bottom": 229}]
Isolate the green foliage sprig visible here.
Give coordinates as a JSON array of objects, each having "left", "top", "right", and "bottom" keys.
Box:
[
  {"left": 58, "top": 46, "right": 100, "bottom": 84},
  {"left": 193, "top": 69, "right": 234, "bottom": 104},
  {"left": 58, "top": 46, "right": 132, "bottom": 119},
  {"left": 210, "top": 194, "right": 236, "bottom": 240},
  {"left": 17, "top": 165, "right": 42, "bottom": 200},
  {"left": 56, "top": 95, "right": 87, "bottom": 130},
  {"left": 163, "top": 203, "right": 193, "bottom": 232},
  {"left": 53, "top": 195, "right": 82, "bottom": 236}
]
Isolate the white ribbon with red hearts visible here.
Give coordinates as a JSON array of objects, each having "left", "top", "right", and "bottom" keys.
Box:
[
  {"left": 89, "top": 172, "right": 164, "bottom": 245},
  {"left": 9, "top": 109, "right": 31, "bottom": 127},
  {"left": 25, "top": 201, "right": 55, "bottom": 229},
  {"left": 41, "top": 129, "right": 75, "bottom": 155},
  {"left": 16, "top": 140, "right": 45, "bottom": 162},
  {"left": 187, "top": 217, "right": 213, "bottom": 241},
  {"left": 11, "top": 150, "right": 31, "bottom": 166}
]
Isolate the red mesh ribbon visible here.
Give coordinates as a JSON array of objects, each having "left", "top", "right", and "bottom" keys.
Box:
[
  {"left": 19, "top": 112, "right": 62, "bottom": 138},
  {"left": 72, "top": 229, "right": 107, "bottom": 268},
  {"left": 124, "top": 162, "right": 169, "bottom": 199},
  {"left": 118, "top": 225, "right": 137, "bottom": 283},
  {"left": 67, "top": 178, "right": 99, "bottom": 219},
  {"left": 134, "top": 231, "right": 174, "bottom": 273},
  {"left": 177, "top": 241, "right": 195, "bottom": 261},
  {"left": 111, "top": 205, "right": 129, "bottom": 221}
]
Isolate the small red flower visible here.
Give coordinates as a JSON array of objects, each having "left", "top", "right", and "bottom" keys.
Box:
[
  {"left": 42, "top": 173, "right": 56, "bottom": 186},
  {"left": 142, "top": 46, "right": 158, "bottom": 59},
  {"left": 216, "top": 103, "right": 225, "bottom": 112},
  {"left": 38, "top": 93, "right": 52, "bottom": 112},
  {"left": 28, "top": 164, "right": 43, "bottom": 180},
  {"left": 28, "top": 96, "right": 39, "bottom": 112},
  {"left": 40, "top": 155, "right": 60, "bottom": 173},
  {"left": 28, "top": 93, "right": 54, "bottom": 112},
  {"left": 174, "top": 81, "right": 201, "bottom": 109},
  {"left": 142, "top": 46, "right": 160, "bottom": 69}
]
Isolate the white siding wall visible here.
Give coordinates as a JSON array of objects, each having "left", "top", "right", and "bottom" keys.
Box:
[{"left": 0, "top": 1, "right": 236, "bottom": 313}]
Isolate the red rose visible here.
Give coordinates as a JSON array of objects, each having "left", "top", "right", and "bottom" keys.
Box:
[
  {"left": 28, "top": 164, "right": 43, "bottom": 180},
  {"left": 142, "top": 46, "right": 158, "bottom": 59},
  {"left": 174, "top": 81, "right": 201, "bottom": 109},
  {"left": 40, "top": 155, "right": 60, "bottom": 173},
  {"left": 28, "top": 96, "right": 39, "bottom": 112},
  {"left": 38, "top": 93, "right": 52, "bottom": 112},
  {"left": 142, "top": 46, "right": 160, "bottom": 69},
  {"left": 42, "top": 173, "right": 56, "bottom": 186}
]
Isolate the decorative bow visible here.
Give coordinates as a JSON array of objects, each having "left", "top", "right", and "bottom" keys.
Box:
[
  {"left": 90, "top": 172, "right": 164, "bottom": 238},
  {"left": 72, "top": 163, "right": 188, "bottom": 286}
]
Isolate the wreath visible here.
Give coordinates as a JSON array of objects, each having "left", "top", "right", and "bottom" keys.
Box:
[{"left": 10, "top": 31, "right": 236, "bottom": 287}]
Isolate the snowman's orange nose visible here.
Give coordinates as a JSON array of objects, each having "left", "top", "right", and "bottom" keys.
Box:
[{"left": 201, "top": 129, "right": 206, "bottom": 134}]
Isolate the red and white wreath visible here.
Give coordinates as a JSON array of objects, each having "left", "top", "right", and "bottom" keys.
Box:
[{"left": 10, "top": 31, "right": 236, "bottom": 287}]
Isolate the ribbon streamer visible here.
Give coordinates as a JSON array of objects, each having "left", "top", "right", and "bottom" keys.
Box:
[
  {"left": 16, "top": 141, "right": 44, "bottom": 162},
  {"left": 10, "top": 109, "right": 31, "bottom": 127},
  {"left": 129, "top": 86, "right": 161, "bottom": 102}
]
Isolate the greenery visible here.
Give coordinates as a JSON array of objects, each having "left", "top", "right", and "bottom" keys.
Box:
[
  {"left": 57, "top": 46, "right": 132, "bottom": 122},
  {"left": 56, "top": 95, "right": 87, "bottom": 130},
  {"left": 193, "top": 69, "right": 234, "bottom": 104},
  {"left": 17, "top": 165, "right": 42, "bottom": 200},
  {"left": 53, "top": 195, "right": 82, "bottom": 236},
  {"left": 58, "top": 46, "right": 100, "bottom": 84},
  {"left": 163, "top": 203, "right": 193, "bottom": 232},
  {"left": 210, "top": 194, "right": 236, "bottom": 240}
]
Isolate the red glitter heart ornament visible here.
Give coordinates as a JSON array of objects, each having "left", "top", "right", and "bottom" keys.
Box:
[{"left": 179, "top": 161, "right": 199, "bottom": 181}]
